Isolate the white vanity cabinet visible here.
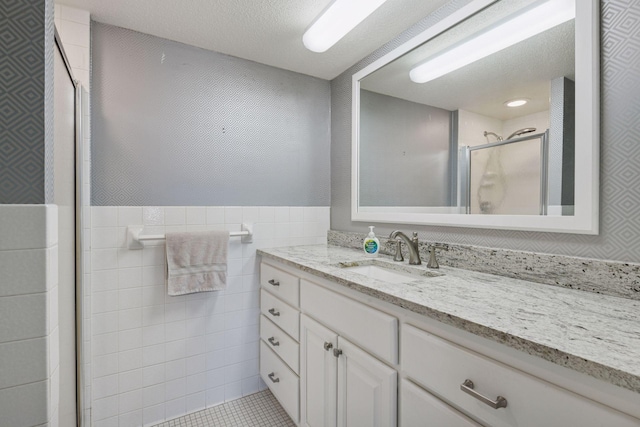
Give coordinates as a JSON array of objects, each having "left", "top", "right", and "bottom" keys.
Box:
[
  {"left": 300, "top": 314, "right": 397, "bottom": 427},
  {"left": 259, "top": 264, "right": 301, "bottom": 423},
  {"left": 259, "top": 259, "right": 640, "bottom": 427},
  {"left": 299, "top": 279, "right": 398, "bottom": 427}
]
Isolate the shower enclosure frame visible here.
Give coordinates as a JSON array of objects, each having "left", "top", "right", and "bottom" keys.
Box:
[
  {"left": 464, "top": 131, "right": 549, "bottom": 215},
  {"left": 54, "top": 28, "right": 86, "bottom": 427}
]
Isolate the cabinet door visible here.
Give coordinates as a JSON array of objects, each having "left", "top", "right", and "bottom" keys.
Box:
[
  {"left": 400, "top": 379, "right": 482, "bottom": 427},
  {"left": 337, "top": 337, "right": 397, "bottom": 427},
  {"left": 301, "top": 315, "right": 338, "bottom": 427}
]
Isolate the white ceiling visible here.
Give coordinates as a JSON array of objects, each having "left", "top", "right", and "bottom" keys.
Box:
[{"left": 57, "top": 0, "right": 449, "bottom": 80}]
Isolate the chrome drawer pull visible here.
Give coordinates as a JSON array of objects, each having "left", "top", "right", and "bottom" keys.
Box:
[
  {"left": 268, "top": 308, "right": 280, "bottom": 317},
  {"left": 460, "top": 379, "right": 508, "bottom": 409},
  {"left": 268, "top": 279, "right": 280, "bottom": 287},
  {"left": 333, "top": 348, "right": 343, "bottom": 358},
  {"left": 324, "top": 342, "right": 333, "bottom": 351},
  {"left": 268, "top": 372, "right": 280, "bottom": 383},
  {"left": 268, "top": 337, "right": 280, "bottom": 347}
]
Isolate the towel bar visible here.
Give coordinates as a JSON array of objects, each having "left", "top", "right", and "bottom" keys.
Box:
[{"left": 127, "top": 223, "right": 253, "bottom": 249}]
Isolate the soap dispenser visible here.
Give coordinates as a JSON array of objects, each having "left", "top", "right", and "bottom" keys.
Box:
[{"left": 363, "top": 226, "right": 380, "bottom": 256}]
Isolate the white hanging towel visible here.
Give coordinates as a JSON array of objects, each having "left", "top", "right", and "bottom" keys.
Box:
[{"left": 165, "top": 230, "right": 229, "bottom": 296}]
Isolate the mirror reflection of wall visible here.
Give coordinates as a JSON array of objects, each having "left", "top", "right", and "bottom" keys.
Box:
[{"left": 359, "top": 90, "right": 452, "bottom": 208}]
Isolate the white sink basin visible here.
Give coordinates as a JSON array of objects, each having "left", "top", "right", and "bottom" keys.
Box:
[
  {"left": 345, "top": 265, "right": 419, "bottom": 284},
  {"left": 341, "top": 261, "right": 442, "bottom": 283}
]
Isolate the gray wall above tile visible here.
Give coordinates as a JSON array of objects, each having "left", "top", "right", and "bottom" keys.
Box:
[{"left": 91, "top": 22, "right": 331, "bottom": 206}]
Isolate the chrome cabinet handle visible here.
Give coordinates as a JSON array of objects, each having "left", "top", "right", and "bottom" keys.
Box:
[
  {"left": 268, "top": 308, "right": 280, "bottom": 317},
  {"left": 268, "top": 337, "right": 280, "bottom": 347},
  {"left": 268, "top": 372, "right": 280, "bottom": 383},
  {"left": 333, "top": 348, "right": 343, "bottom": 358},
  {"left": 324, "top": 342, "right": 333, "bottom": 351},
  {"left": 268, "top": 279, "right": 280, "bottom": 287},
  {"left": 460, "top": 379, "right": 508, "bottom": 409}
]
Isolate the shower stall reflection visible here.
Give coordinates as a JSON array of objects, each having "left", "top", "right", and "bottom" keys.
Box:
[{"left": 464, "top": 130, "right": 549, "bottom": 215}]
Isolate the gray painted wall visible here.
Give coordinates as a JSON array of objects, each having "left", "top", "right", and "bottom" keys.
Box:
[
  {"left": 548, "top": 77, "right": 575, "bottom": 207},
  {"left": 91, "top": 23, "right": 330, "bottom": 206},
  {"left": 0, "top": 0, "right": 55, "bottom": 204},
  {"left": 359, "top": 90, "right": 451, "bottom": 206},
  {"left": 331, "top": 0, "right": 640, "bottom": 263}
]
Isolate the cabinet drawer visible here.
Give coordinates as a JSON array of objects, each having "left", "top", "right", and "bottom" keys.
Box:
[
  {"left": 400, "top": 379, "right": 481, "bottom": 427},
  {"left": 261, "top": 315, "right": 300, "bottom": 375},
  {"left": 260, "top": 341, "right": 299, "bottom": 423},
  {"left": 301, "top": 279, "right": 398, "bottom": 365},
  {"left": 261, "top": 289, "right": 299, "bottom": 340},
  {"left": 261, "top": 263, "right": 300, "bottom": 307},
  {"left": 402, "top": 324, "right": 639, "bottom": 427}
]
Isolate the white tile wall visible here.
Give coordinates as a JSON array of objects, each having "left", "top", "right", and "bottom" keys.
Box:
[
  {"left": 0, "top": 205, "right": 52, "bottom": 250},
  {"left": 0, "top": 205, "right": 59, "bottom": 427},
  {"left": 89, "top": 206, "right": 329, "bottom": 426},
  {"left": 0, "top": 249, "right": 48, "bottom": 296},
  {"left": 0, "top": 381, "right": 50, "bottom": 427}
]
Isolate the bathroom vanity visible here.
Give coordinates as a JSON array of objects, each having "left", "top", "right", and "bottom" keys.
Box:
[{"left": 257, "top": 244, "right": 640, "bottom": 427}]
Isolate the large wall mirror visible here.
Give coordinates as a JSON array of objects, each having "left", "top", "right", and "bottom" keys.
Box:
[{"left": 351, "top": 0, "right": 599, "bottom": 234}]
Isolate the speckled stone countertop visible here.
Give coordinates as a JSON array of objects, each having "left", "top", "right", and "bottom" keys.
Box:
[{"left": 257, "top": 244, "right": 640, "bottom": 394}]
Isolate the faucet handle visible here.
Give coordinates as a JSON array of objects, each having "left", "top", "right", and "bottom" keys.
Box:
[
  {"left": 427, "top": 243, "right": 449, "bottom": 269},
  {"left": 393, "top": 241, "right": 404, "bottom": 262},
  {"left": 431, "top": 243, "right": 449, "bottom": 251}
]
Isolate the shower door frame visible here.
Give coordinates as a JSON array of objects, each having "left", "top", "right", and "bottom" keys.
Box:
[
  {"left": 54, "top": 28, "right": 86, "bottom": 427},
  {"left": 465, "top": 131, "right": 549, "bottom": 216}
]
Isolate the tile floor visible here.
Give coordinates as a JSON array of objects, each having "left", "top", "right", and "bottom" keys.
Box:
[{"left": 153, "top": 390, "right": 296, "bottom": 426}]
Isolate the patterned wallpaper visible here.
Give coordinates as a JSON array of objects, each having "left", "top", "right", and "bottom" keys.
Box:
[
  {"left": 331, "top": 0, "right": 640, "bottom": 263},
  {"left": 44, "top": 0, "right": 54, "bottom": 203},
  {"left": 91, "top": 23, "right": 331, "bottom": 207},
  {"left": 0, "top": 0, "right": 54, "bottom": 204}
]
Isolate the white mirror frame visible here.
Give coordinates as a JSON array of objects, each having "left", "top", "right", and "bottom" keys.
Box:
[{"left": 351, "top": 0, "right": 599, "bottom": 234}]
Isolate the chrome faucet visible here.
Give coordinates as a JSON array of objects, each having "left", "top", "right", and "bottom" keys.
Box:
[{"left": 389, "top": 231, "right": 421, "bottom": 265}]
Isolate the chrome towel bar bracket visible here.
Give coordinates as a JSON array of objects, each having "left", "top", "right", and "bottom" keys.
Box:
[{"left": 126, "top": 222, "right": 253, "bottom": 249}]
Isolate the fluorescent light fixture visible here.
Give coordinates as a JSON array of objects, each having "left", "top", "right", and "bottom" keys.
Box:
[
  {"left": 303, "top": 0, "right": 387, "bottom": 53},
  {"left": 505, "top": 99, "right": 529, "bottom": 107},
  {"left": 410, "top": 0, "right": 575, "bottom": 83}
]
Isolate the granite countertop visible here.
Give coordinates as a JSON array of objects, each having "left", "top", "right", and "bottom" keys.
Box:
[{"left": 257, "top": 244, "right": 640, "bottom": 394}]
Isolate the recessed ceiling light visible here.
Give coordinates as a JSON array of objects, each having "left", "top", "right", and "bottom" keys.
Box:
[
  {"left": 504, "top": 99, "right": 529, "bottom": 107},
  {"left": 303, "top": 0, "right": 387, "bottom": 53}
]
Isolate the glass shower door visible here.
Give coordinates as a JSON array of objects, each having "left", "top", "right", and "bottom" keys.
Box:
[{"left": 466, "top": 131, "right": 549, "bottom": 215}]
